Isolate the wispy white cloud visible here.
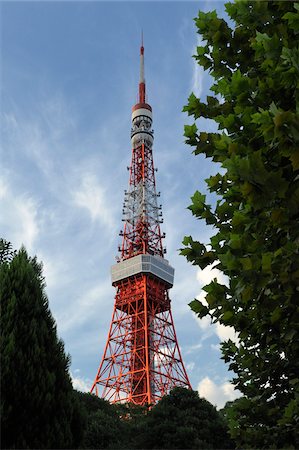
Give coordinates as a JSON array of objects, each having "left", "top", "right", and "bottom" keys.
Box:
[
  {"left": 23, "top": 122, "right": 54, "bottom": 178},
  {"left": 191, "top": 37, "right": 205, "bottom": 98},
  {"left": 41, "top": 95, "right": 77, "bottom": 141},
  {"left": 72, "top": 172, "right": 116, "bottom": 229},
  {"left": 211, "top": 343, "right": 220, "bottom": 351},
  {"left": 58, "top": 281, "right": 113, "bottom": 334},
  {"left": 186, "top": 361, "right": 195, "bottom": 372},
  {"left": 39, "top": 249, "right": 77, "bottom": 301},
  {"left": 0, "top": 176, "right": 39, "bottom": 252},
  {"left": 0, "top": 178, "right": 8, "bottom": 198},
  {"left": 185, "top": 341, "right": 203, "bottom": 355},
  {"left": 2, "top": 109, "right": 53, "bottom": 180},
  {"left": 197, "top": 376, "right": 241, "bottom": 409},
  {"left": 192, "top": 62, "right": 204, "bottom": 99}
]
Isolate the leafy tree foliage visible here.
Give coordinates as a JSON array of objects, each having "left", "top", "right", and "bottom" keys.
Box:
[
  {"left": 0, "top": 246, "right": 83, "bottom": 449},
  {"left": 75, "top": 389, "right": 231, "bottom": 449},
  {"left": 182, "top": 1, "right": 299, "bottom": 448},
  {"left": 75, "top": 392, "right": 127, "bottom": 449},
  {"left": 113, "top": 402, "right": 149, "bottom": 449},
  {"left": 134, "top": 387, "right": 232, "bottom": 449}
]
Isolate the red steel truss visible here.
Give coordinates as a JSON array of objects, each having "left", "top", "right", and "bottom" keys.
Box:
[
  {"left": 91, "top": 42, "right": 191, "bottom": 406},
  {"left": 91, "top": 274, "right": 190, "bottom": 405}
]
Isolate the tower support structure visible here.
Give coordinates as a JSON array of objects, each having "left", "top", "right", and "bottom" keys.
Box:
[{"left": 91, "top": 41, "right": 191, "bottom": 406}]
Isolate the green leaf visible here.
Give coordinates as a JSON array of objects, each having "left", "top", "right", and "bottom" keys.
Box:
[
  {"left": 188, "top": 191, "right": 207, "bottom": 217},
  {"left": 196, "top": 46, "right": 206, "bottom": 56},
  {"left": 222, "top": 310, "right": 234, "bottom": 324},
  {"left": 270, "top": 307, "right": 281, "bottom": 324},
  {"left": 290, "top": 151, "right": 299, "bottom": 170},
  {"left": 283, "top": 9, "right": 299, "bottom": 31},
  {"left": 262, "top": 253, "right": 272, "bottom": 273},
  {"left": 240, "top": 258, "right": 252, "bottom": 271},
  {"left": 189, "top": 299, "right": 209, "bottom": 318},
  {"left": 228, "top": 234, "right": 242, "bottom": 250}
]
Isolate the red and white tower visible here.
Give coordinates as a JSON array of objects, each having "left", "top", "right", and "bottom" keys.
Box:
[{"left": 91, "top": 41, "right": 191, "bottom": 406}]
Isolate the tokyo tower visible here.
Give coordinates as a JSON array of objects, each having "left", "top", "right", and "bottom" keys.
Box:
[{"left": 91, "top": 41, "right": 191, "bottom": 406}]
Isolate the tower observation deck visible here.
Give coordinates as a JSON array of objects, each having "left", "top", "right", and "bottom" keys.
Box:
[{"left": 90, "top": 41, "right": 191, "bottom": 406}]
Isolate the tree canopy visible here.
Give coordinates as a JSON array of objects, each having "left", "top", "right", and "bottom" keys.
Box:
[
  {"left": 0, "top": 244, "right": 82, "bottom": 449},
  {"left": 136, "top": 387, "right": 232, "bottom": 449},
  {"left": 182, "top": 1, "right": 299, "bottom": 448},
  {"left": 74, "top": 388, "right": 232, "bottom": 449},
  {"left": 75, "top": 391, "right": 127, "bottom": 449}
]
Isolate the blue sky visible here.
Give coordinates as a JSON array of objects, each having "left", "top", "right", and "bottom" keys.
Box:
[{"left": 1, "top": 0, "right": 240, "bottom": 408}]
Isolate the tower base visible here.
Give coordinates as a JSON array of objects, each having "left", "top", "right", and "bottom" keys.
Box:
[{"left": 91, "top": 274, "right": 191, "bottom": 405}]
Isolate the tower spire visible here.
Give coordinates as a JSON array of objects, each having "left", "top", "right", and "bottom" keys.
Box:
[{"left": 139, "top": 34, "right": 146, "bottom": 104}]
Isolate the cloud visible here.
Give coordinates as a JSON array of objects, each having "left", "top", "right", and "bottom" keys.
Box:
[
  {"left": 0, "top": 177, "right": 39, "bottom": 252},
  {"left": 196, "top": 264, "right": 228, "bottom": 287},
  {"left": 191, "top": 38, "right": 205, "bottom": 98},
  {"left": 185, "top": 341, "right": 203, "bottom": 355},
  {"left": 40, "top": 254, "right": 66, "bottom": 291},
  {"left": 197, "top": 376, "right": 241, "bottom": 409},
  {"left": 192, "top": 291, "right": 213, "bottom": 338},
  {"left": 2, "top": 109, "right": 53, "bottom": 179},
  {"left": 211, "top": 343, "right": 220, "bottom": 351},
  {"left": 195, "top": 265, "right": 239, "bottom": 344},
  {"left": 186, "top": 361, "right": 195, "bottom": 372},
  {"left": 71, "top": 371, "right": 92, "bottom": 393},
  {"left": 72, "top": 172, "right": 116, "bottom": 229},
  {"left": 0, "top": 178, "right": 8, "bottom": 198},
  {"left": 41, "top": 95, "right": 76, "bottom": 141},
  {"left": 58, "top": 281, "right": 113, "bottom": 334},
  {"left": 192, "top": 62, "right": 204, "bottom": 99},
  {"left": 216, "top": 323, "right": 239, "bottom": 345},
  {"left": 23, "top": 122, "right": 54, "bottom": 178}
]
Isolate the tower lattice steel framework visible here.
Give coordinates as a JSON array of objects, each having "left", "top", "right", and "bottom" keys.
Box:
[{"left": 91, "top": 41, "right": 191, "bottom": 406}]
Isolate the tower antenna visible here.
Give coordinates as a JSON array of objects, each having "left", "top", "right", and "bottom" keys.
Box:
[{"left": 139, "top": 32, "right": 145, "bottom": 103}]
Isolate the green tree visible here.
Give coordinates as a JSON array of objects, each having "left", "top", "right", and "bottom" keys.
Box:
[
  {"left": 0, "top": 239, "right": 16, "bottom": 264},
  {"left": 135, "top": 387, "right": 232, "bottom": 449},
  {"left": 113, "top": 402, "right": 148, "bottom": 450},
  {"left": 182, "top": 1, "right": 299, "bottom": 448},
  {"left": 75, "top": 389, "right": 231, "bottom": 449},
  {"left": 75, "top": 391, "right": 126, "bottom": 449},
  {"left": 0, "top": 246, "right": 83, "bottom": 449}
]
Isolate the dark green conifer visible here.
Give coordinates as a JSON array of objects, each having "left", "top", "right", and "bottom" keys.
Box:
[{"left": 0, "top": 245, "right": 81, "bottom": 449}]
